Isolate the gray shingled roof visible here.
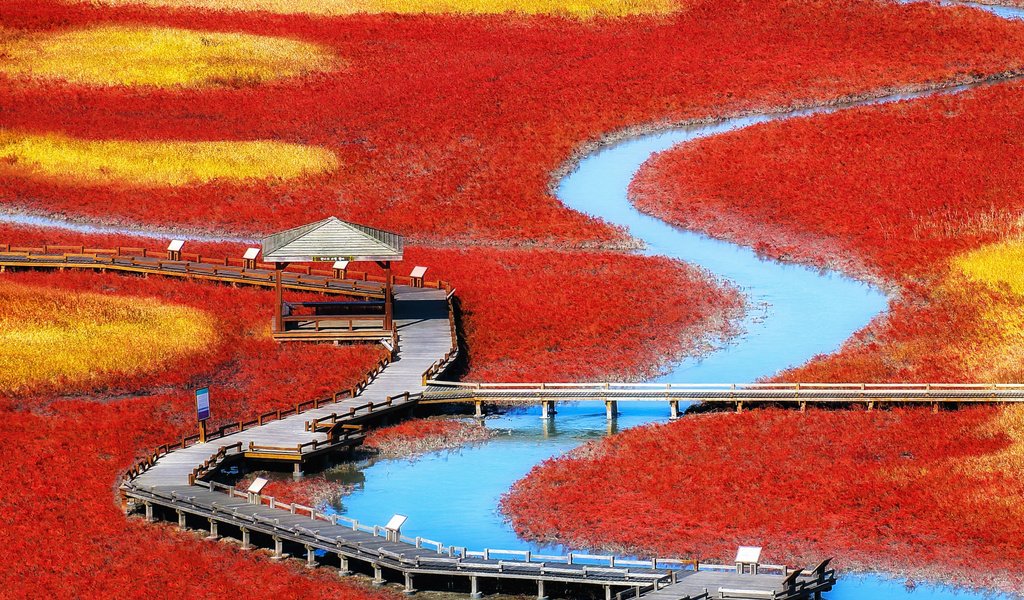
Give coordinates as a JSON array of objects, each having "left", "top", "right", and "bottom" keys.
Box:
[{"left": 261, "top": 217, "right": 404, "bottom": 263}]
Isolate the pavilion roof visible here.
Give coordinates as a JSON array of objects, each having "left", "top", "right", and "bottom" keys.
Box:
[{"left": 261, "top": 217, "right": 404, "bottom": 263}]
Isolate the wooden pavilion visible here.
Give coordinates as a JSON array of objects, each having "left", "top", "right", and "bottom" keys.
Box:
[{"left": 261, "top": 217, "right": 404, "bottom": 343}]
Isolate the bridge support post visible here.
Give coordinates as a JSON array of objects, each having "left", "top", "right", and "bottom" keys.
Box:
[
  {"left": 475, "top": 400, "right": 485, "bottom": 418},
  {"left": 736, "top": 401, "right": 743, "bottom": 414},
  {"left": 337, "top": 553, "right": 351, "bottom": 576},
  {"left": 540, "top": 401, "right": 555, "bottom": 420},
  {"left": 537, "top": 579, "right": 548, "bottom": 600},
  {"left": 604, "top": 585, "right": 612, "bottom": 600},
  {"left": 176, "top": 509, "right": 186, "bottom": 529},
  {"left": 206, "top": 518, "right": 219, "bottom": 540},
  {"left": 144, "top": 501, "right": 154, "bottom": 523},
  {"left": 605, "top": 400, "right": 618, "bottom": 421},
  {"left": 470, "top": 576, "right": 482, "bottom": 599},
  {"left": 403, "top": 572, "right": 416, "bottom": 595},
  {"left": 372, "top": 564, "right": 385, "bottom": 586},
  {"left": 271, "top": 536, "right": 286, "bottom": 560},
  {"left": 669, "top": 400, "right": 679, "bottom": 420},
  {"left": 305, "top": 545, "right": 317, "bottom": 569},
  {"left": 293, "top": 462, "right": 304, "bottom": 479},
  {"left": 240, "top": 527, "right": 251, "bottom": 550}
]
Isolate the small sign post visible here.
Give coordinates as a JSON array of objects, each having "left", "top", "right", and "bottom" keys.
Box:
[{"left": 195, "top": 387, "right": 211, "bottom": 443}]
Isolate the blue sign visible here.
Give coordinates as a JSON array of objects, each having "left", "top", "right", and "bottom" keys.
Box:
[{"left": 195, "top": 387, "right": 211, "bottom": 422}]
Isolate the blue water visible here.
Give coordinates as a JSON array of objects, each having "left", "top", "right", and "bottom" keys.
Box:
[{"left": 334, "top": 1, "right": 1024, "bottom": 598}]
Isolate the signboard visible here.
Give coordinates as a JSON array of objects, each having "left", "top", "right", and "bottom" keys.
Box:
[
  {"left": 242, "top": 247, "right": 261, "bottom": 260},
  {"left": 385, "top": 514, "right": 408, "bottom": 532},
  {"left": 167, "top": 239, "right": 185, "bottom": 252},
  {"left": 195, "top": 387, "right": 211, "bottom": 422},
  {"left": 735, "top": 546, "right": 762, "bottom": 564},
  {"left": 312, "top": 256, "right": 353, "bottom": 262},
  {"left": 246, "top": 477, "right": 269, "bottom": 495}
]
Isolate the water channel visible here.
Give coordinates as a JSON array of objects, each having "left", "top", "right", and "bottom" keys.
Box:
[{"left": 333, "top": 2, "right": 1024, "bottom": 598}]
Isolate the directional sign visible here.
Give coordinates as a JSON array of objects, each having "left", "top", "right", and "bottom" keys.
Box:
[{"left": 195, "top": 387, "right": 211, "bottom": 422}]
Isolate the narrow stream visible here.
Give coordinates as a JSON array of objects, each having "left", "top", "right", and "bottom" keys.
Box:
[{"left": 333, "top": 2, "right": 1024, "bottom": 599}]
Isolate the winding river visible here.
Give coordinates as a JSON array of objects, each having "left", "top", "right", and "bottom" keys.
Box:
[
  {"left": 4, "top": 1, "right": 1023, "bottom": 597},
  {"left": 333, "top": 2, "right": 1024, "bottom": 599}
]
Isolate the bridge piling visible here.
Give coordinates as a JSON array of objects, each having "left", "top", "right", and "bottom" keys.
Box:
[
  {"left": 206, "top": 518, "right": 219, "bottom": 540},
  {"left": 305, "top": 545, "right": 317, "bottom": 568},
  {"left": 540, "top": 400, "right": 555, "bottom": 420},
  {"left": 605, "top": 400, "right": 618, "bottom": 421},
  {"left": 537, "top": 579, "right": 548, "bottom": 600},
  {"left": 337, "top": 552, "right": 351, "bottom": 575},
  {"left": 176, "top": 509, "right": 186, "bottom": 529},
  {"left": 272, "top": 536, "right": 286, "bottom": 560},
  {"left": 372, "top": 563, "right": 385, "bottom": 586},
  {"left": 475, "top": 400, "right": 485, "bottom": 418},
  {"left": 240, "top": 527, "right": 251, "bottom": 550},
  {"left": 470, "top": 575, "right": 482, "bottom": 599},
  {"left": 404, "top": 572, "right": 416, "bottom": 595},
  {"left": 669, "top": 400, "right": 680, "bottom": 420},
  {"left": 144, "top": 501, "right": 154, "bottom": 522}
]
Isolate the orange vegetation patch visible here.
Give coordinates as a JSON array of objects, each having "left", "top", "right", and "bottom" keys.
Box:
[
  {"left": 503, "top": 407, "right": 1024, "bottom": 592},
  {"left": 0, "top": 280, "right": 216, "bottom": 395},
  {"left": 75, "top": 0, "right": 680, "bottom": 17},
  {"left": 0, "top": 129, "right": 339, "bottom": 187},
  {"left": 0, "top": 24, "right": 338, "bottom": 88}
]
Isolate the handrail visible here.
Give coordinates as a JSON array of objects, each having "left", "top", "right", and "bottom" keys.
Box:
[
  {"left": 127, "top": 476, "right": 710, "bottom": 580},
  {"left": 0, "top": 246, "right": 453, "bottom": 297}
]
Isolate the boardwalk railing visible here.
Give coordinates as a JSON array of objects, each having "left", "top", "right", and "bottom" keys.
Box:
[
  {"left": 128, "top": 476, "right": 693, "bottom": 584},
  {"left": 0, "top": 245, "right": 452, "bottom": 299}
]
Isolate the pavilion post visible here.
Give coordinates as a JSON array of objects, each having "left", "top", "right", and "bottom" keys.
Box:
[
  {"left": 384, "top": 260, "right": 393, "bottom": 330},
  {"left": 274, "top": 263, "right": 287, "bottom": 333}
]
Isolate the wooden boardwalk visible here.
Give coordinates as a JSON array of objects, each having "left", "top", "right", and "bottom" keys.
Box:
[{"left": 5, "top": 246, "right": 837, "bottom": 598}]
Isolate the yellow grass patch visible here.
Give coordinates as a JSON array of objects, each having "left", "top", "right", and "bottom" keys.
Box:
[
  {"left": 0, "top": 129, "right": 338, "bottom": 187},
  {"left": 0, "top": 25, "right": 338, "bottom": 87},
  {"left": 953, "top": 241, "right": 1024, "bottom": 380},
  {"left": 0, "top": 283, "right": 217, "bottom": 395},
  {"left": 79, "top": 0, "right": 678, "bottom": 17},
  {"left": 956, "top": 238, "right": 1024, "bottom": 295}
]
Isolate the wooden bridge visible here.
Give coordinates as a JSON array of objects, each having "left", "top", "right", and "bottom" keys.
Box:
[{"left": 423, "top": 381, "right": 1024, "bottom": 420}]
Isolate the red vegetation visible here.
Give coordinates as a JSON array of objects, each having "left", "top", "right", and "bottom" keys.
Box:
[
  {"left": 365, "top": 417, "right": 492, "bottom": 457},
  {"left": 503, "top": 407, "right": 1024, "bottom": 592},
  {"left": 0, "top": 272, "right": 393, "bottom": 596},
  {"left": 235, "top": 473, "right": 351, "bottom": 508},
  {"left": 3, "top": 0, "right": 1024, "bottom": 246}
]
